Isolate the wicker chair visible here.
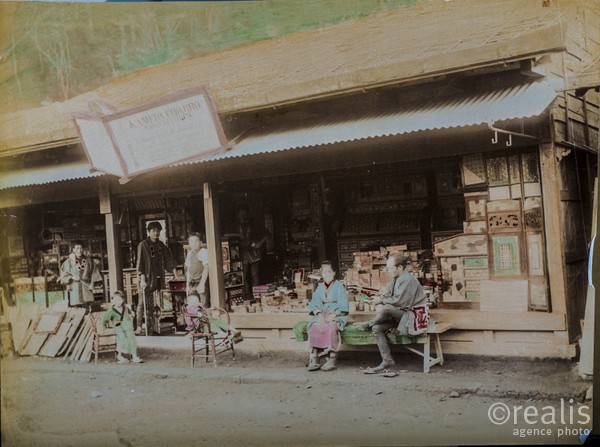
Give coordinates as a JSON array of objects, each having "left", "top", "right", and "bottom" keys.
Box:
[
  {"left": 88, "top": 311, "right": 117, "bottom": 364},
  {"left": 185, "top": 307, "right": 238, "bottom": 368}
]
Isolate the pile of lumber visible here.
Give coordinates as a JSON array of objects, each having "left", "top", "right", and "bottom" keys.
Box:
[{"left": 5, "top": 304, "right": 109, "bottom": 362}]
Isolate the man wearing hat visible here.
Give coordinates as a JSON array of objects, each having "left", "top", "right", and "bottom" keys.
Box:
[{"left": 135, "top": 221, "right": 176, "bottom": 335}]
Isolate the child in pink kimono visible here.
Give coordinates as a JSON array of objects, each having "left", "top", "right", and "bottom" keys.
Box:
[
  {"left": 184, "top": 293, "right": 207, "bottom": 331},
  {"left": 184, "top": 293, "right": 232, "bottom": 336}
]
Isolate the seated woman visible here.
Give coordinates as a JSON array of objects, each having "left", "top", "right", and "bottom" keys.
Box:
[
  {"left": 306, "top": 261, "right": 349, "bottom": 371},
  {"left": 102, "top": 291, "right": 143, "bottom": 364},
  {"left": 184, "top": 293, "right": 237, "bottom": 339}
]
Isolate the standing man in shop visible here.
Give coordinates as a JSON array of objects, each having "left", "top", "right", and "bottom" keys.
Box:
[
  {"left": 226, "top": 205, "right": 271, "bottom": 300},
  {"left": 136, "top": 221, "right": 177, "bottom": 335},
  {"left": 60, "top": 241, "right": 102, "bottom": 306},
  {"left": 185, "top": 232, "right": 210, "bottom": 307}
]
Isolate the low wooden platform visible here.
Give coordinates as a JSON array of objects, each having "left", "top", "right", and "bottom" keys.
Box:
[{"left": 293, "top": 321, "right": 454, "bottom": 373}]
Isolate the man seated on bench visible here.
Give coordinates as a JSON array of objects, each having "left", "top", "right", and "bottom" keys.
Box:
[{"left": 353, "top": 253, "right": 426, "bottom": 374}]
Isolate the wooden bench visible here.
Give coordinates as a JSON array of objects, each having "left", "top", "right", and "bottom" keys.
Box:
[{"left": 293, "top": 320, "right": 453, "bottom": 373}]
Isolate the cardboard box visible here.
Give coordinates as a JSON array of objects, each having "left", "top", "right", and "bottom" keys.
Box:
[
  {"left": 370, "top": 271, "right": 381, "bottom": 290},
  {"left": 358, "top": 273, "right": 371, "bottom": 288}
]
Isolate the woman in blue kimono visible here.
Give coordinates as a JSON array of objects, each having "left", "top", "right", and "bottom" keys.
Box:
[{"left": 307, "top": 261, "right": 349, "bottom": 371}]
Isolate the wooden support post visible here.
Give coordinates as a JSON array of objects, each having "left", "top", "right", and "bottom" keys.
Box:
[
  {"left": 99, "top": 179, "right": 123, "bottom": 297},
  {"left": 592, "top": 172, "right": 600, "bottom": 436},
  {"left": 203, "top": 183, "right": 225, "bottom": 309},
  {"left": 579, "top": 178, "right": 597, "bottom": 376},
  {"left": 538, "top": 142, "right": 568, "bottom": 316}
]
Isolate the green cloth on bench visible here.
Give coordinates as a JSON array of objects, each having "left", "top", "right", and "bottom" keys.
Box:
[{"left": 293, "top": 320, "right": 428, "bottom": 345}]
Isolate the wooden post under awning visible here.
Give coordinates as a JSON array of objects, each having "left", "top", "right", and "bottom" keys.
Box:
[
  {"left": 539, "top": 142, "right": 568, "bottom": 316},
  {"left": 204, "top": 183, "right": 225, "bottom": 308},
  {"left": 99, "top": 179, "right": 123, "bottom": 297},
  {"left": 592, "top": 165, "right": 600, "bottom": 436}
]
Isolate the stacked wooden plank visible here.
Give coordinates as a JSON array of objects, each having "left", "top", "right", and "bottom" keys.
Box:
[
  {"left": 64, "top": 312, "right": 104, "bottom": 363},
  {"left": 6, "top": 304, "right": 99, "bottom": 362}
]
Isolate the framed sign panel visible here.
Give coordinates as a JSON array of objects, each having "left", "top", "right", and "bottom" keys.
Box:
[
  {"left": 73, "top": 87, "right": 228, "bottom": 183},
  {"left": 490, "top": 234, "right": 522, "bottom": 277}
]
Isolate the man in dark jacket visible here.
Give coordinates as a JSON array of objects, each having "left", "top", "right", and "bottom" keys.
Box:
[{"left": 136, "top": 221, "right": 176, "bottom": 335}]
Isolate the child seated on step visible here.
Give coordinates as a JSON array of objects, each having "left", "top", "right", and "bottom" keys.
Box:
[{"left": 102, "top": 291, "right": 143, "bottom": 364}]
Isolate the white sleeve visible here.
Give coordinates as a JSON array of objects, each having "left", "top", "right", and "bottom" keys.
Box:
[
  {"left": 198, "top": 248, "right": 209, "bottom": 266},
  {"left": 185, "top": 251, "right": 192, "bottom": 269}
]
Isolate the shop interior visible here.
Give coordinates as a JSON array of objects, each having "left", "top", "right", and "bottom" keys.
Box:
[{"left": 5, "top": 145, "right": 566, "bottom": 328}]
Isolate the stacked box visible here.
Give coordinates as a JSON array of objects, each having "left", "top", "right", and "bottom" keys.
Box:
[
  {"left": 294, "top": 285, "right": 310, "bottom": 301},
  {"left": 370, "top": 270, "right": 382, "bottom": 289},
  {"left": 226, "top": 286, "right": 245, "bottom": 305},
  {"left": 47, "top": 290, "right": 65, "bottom": 306},
  {"left": 33, "top": 276, "right": 47, "bottom": 306},
  {"left": 345, "top": 268, "right": 360, "bottom": 285},
  {"left": 253, "top": 284, "right": 277, "bottom": 302},
  {"left": 15, "top": 277, "right": 34, "bottom": 306}
]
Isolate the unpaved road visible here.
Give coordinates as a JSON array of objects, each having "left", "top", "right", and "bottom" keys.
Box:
[{"left": 1, "top": 350, "right": 592, "bottom": 446}]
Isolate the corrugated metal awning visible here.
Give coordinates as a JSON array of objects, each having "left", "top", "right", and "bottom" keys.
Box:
[
  {"left": 0, "top": 81, "right": 557, "bottom": 190},
  {"left": 0, "top": 162, "right": 104, "bottom": 190},
  {"left": 208, "top": 81, "right": 557, "bottom": 160}
]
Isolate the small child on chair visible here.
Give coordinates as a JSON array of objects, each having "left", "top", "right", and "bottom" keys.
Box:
[
  {"left": 184, "top": 293, "right": 207, "bottom": 332},
  {"left": 185, "top": 293, "right": 239, "bottom": 340},
  {"left": 102, "top": 291, "right": 143, "bottom": 364}
]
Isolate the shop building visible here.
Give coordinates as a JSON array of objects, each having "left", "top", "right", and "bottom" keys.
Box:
[{"left": 1, "top": 0, "right": 598, "bottom": 358}]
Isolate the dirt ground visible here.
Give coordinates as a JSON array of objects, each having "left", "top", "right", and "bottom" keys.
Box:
[{"left": 1, "top": 347, "right": 593, "bottom": 447}]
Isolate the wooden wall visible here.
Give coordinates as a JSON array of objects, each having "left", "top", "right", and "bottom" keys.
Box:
[
  {"left": 547, "top": 1, "right": 600, "bottom": 148},
  {"left": 538, "top": 0, "right": 599, "bottom": 342}
]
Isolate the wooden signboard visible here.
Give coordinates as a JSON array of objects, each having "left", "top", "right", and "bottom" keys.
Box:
[
  {"left": 73, "top": 87, "right": 228, "bottom": 184},
  {"left": 490, "top": 234, "right": 522, "bottom": 277}
]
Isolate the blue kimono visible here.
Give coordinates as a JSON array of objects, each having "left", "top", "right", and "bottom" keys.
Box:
[{"left": 307, "top": 280, "right": 349, "bottom": 332}]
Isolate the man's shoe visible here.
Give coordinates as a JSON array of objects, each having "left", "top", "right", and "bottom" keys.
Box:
[
  {"left": 363, "top": 360, "right": 395, "bottom": 374},
  {"left": 353, "top": 322, "right": 372, "bottom": 332}
]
